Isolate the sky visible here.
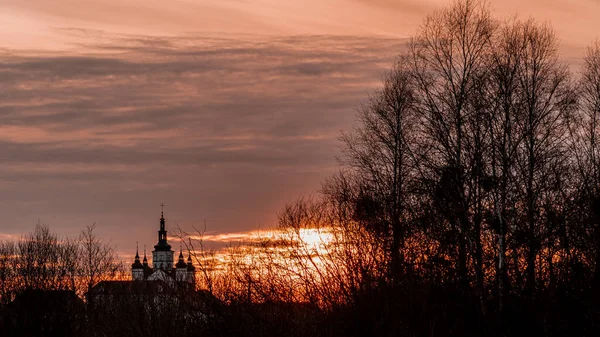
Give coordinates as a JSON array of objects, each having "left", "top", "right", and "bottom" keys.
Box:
[{"left": 1, "top": 0, "right": 599, "bottom": 258}]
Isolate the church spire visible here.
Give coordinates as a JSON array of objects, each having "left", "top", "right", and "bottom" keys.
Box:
[
  {"left": 160, "top": 202, "right": 165, "bottom": 226},
  {"left": 160, "top": 203, "right": 166, "bottom": 232},
  {"left": 154, "top": 203, "right": 171, "bottom": 251},
  {"left": 131, "top": 241, "right": 143, "bottom": 270},
  {"left": 176, "top": 245, "right": 187, "bottom": 269},
  {"left": 187, "top": 249, "right": 195, "bottom": 273},
  {"left": 143, "top": 245, "right": 148, "bottom": 265}
]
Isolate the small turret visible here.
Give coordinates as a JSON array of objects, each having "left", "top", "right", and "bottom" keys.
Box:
[
  {"left": 131, "top": 243, "right": 144, "bottom": 281},
  {"left": 175, "top": 246, "right": 188, "bottom": 281},
  {"left": 186, "top": 251, "right": 196, "bottom": 284},
  {"left": 142, "top": 245, "right": 148, "bottom": 266}
]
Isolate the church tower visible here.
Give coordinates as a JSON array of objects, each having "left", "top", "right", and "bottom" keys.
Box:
[
  {"left": 131, "top": 243, "right": 144, "bottom": 280},
  {"left": 152, "top": 206, "right": 174, "bottom": 271},
  {"left": 175, "top": 247, "right": 188, "bottom": 281},
  {"left": 130, "top": 205, "right": 195, "bottom": 282},
  {"left": 187, "top": 252, "right": 196, "bottom": 284}
]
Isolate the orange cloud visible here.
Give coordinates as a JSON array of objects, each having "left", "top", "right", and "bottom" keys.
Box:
[{"left": 1, "top": 0, "right": 598, "bottom": 54}]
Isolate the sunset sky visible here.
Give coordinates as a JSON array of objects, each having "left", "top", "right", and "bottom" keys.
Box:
[{"left": 1, "top": 0, "right": 599, "bottom": 257}]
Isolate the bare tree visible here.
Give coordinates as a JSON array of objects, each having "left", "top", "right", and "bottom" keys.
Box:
[
  {"left": 571, "top": 41, "right": 600, "bottom": 289},
  {"left": 176, "top": 222, "right": 221, "bottom": 295},
  {"left": 409, "top": 0, "right": 496, "bottom": 309},
  {"left": 0, "top": 241, "right": 18, "bottom": 305},
  {"left": 483, "top": 18, "right": 525, "bottom": 312},
  {"left": 329, "top": 55, "right": 419, "bottom": 285},
  {"left": 79, "top": 223, "right": 123, "bottom": 301},
  {"left": 508, "top": 19, "right": 575, "bottom": 296},
  {"left": 17, "top": 224, "right": 79, "bottom": 292}
]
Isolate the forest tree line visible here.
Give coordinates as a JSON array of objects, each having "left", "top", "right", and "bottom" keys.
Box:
[
  {"left": 188, "top": 0, "right": 600, "bottom": 335},
  {"left": 0, "top": 224, "right": 123, "bottom": 304}
]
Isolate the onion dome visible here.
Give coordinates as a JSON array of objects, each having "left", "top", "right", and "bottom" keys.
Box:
[
  {"left": 187, "top": 252, "right": 196, "bottom": 272},
  {"left": 132, "top": 243, "right": 143, "bottom": 269},
  {"left": 176, "top": 246, "right": 187, "bottom": 269},
  {"left": 142, "top": 245, "right": 148, "bottom": 266}
]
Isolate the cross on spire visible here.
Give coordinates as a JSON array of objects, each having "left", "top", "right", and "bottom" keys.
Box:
[{"left": 157, "top": 203, "right": 169, "bottom": 246}]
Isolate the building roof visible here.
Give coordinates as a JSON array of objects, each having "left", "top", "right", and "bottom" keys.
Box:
[
  {"left": 90, "top": 280, "right": 173, "bottom": 296},
  {"left": 9, "top": 289, "right": 84, "bottom": 307}
]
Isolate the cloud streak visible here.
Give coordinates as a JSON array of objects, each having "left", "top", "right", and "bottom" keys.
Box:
[
  {"left": 0, "top": 31, "right": 405, "bottom": 253},
  {"left": 2, "top": 0, "right": 598, "bottom": 258}
]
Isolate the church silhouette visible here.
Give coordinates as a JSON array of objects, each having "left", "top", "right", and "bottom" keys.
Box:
[{"left": 131, "top": 206, "right": 195, "bottom": 284}]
